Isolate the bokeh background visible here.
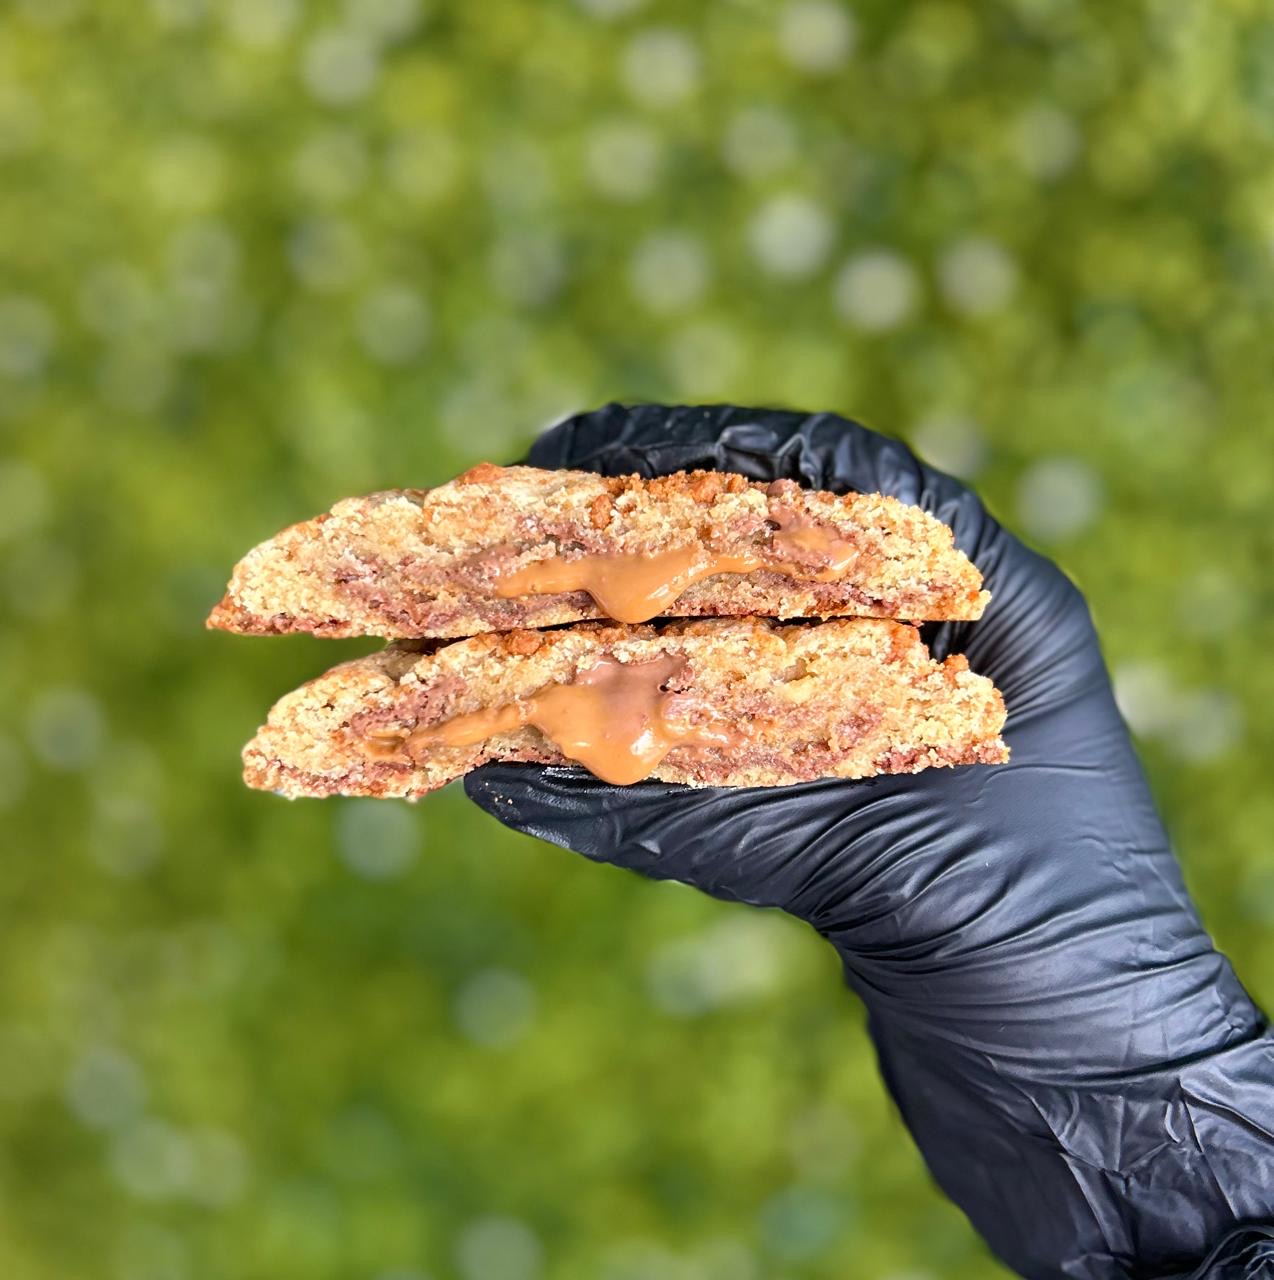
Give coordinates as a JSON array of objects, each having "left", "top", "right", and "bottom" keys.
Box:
[{"left": 2, "top": 0, "right": 1273, "bottom": 1277}]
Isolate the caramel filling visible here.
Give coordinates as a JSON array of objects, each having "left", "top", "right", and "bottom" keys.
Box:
[
  {"left": 492, "top": 513, "right": 862, "bottom": 623},
  {"left": 366, "top": 655, "right": 734, "bottom": 786}
]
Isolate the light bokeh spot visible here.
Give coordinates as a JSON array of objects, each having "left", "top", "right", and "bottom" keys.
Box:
[
  {"left": 224, "top": 0, "right": 298, "bottom": 47},
  {"left": 1013, "top": 104, "right": 1082, "bottom": 180},
  {"left": 1113, "top": 660, "right": 1180, "bottom": 738},
  {"left": 345, "top": 0, "right": 425, "bottom": 42},
  {"left": 454, "top": 968, "right": 537, "bottom": 1048},
  {"left": 722, "top": 106, "right": 798, "bottom": 180},
  {"left": 65, "top": 1046, "right": 147, "bottom": 1132},
  {"left": 621, "top": 29, "right": 701, "bottom": 107},
  {"left": 749, "top": 194, "right": 836, "bottom": 279},
  {"left": 759, "top": 1184, "right": 844, "bottom": 1261},
  {"left": 302, "top": 28, "right": 381, "bottom": 105},
  {"left": 438, "top": 377, "right": 523, "bottom": 456},
  {"left": 455, "top": 1217, "right": 543, "bottom": 1280},
  {"left": 334, "top": 799, "right": 421, "bottom": 879},
  {"left": 647, "top": 916, "right": 786, "bottom": 1017},
  {"left": 910, "top": 413, "right": 987, "bottom": 479},
  {"left": 87, "top": 793, "right": 165, "bottom": 878},
  {"left": 109, "top": 1121, "right": 196, "bottom": 1201},
  {"left": 833, "top": 249, "right": 921, "bottom": 331},
  {"left": 1178, "top": 568, "right": 1250, "bottom": 637},
  {"left": 1015, "top": 455, "right": 1103, "bottom": 541},
  {"left": 1114, "top": 662, "right": 1244, "bottom": 762},
  {"left": 939, "top": 236, "right": 1019, "bottom": 316},
  {"left": 629, "top": 231, "right": 710, "bottom": 313},
  {"left": 1166, "top": 689, "right": 1243, "bottom": 764},
  {"left": 27, "top": 687, "right": 106, "bottom": 771},
  {"left": 356, "top": 285, "right": 430, "bottom": 365},
  {"left": 665, "top": 321, "right": 745, "bottom": 396},
  {"left": 585, "top": 120, "right": 662, "bottom": 201},
  {"left": 778, "top": 1, "right": 857, "bottom": 74}
]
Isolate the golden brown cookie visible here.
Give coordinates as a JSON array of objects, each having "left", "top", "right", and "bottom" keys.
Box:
[
  {"left": 243, "top": 618, "right": 1008, "bottom": 799},
  {"left": 208, "top": 465, "right": 989, "bottom": 639}
]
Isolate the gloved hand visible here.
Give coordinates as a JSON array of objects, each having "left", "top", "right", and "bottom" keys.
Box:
[{"left": 465, "top": 405, "right": 1274, "bottom": 1280}]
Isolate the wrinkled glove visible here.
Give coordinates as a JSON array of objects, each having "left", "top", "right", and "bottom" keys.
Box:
[{"left": 465, "top": 404, "right": 1274, "bottom": 1280}]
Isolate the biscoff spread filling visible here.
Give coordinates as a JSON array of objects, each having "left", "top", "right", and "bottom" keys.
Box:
[
  {"left": 491, "top": 513, "right": 864, "bottom": 624},
  {"left": 363, "top": 654, "right": 736, "bottom": 785}
]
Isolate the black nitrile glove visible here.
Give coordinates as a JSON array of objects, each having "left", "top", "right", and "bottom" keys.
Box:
[{"left": 464, "top": 405, "right": 1274, "bottom": 1280}]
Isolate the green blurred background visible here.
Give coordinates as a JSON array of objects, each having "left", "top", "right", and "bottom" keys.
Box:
[{"left": 2, "top": 0, "right": 1273, "bottom": 1276}]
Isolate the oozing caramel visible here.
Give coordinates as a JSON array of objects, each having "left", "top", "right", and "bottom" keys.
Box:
[
  {"left": 369, "top": 654, "right": 735, "bottom": 785},
  {"left": 492, "top": 512, "right": 863, "bottom": 623}
]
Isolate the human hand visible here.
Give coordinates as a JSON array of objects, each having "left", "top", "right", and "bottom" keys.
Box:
[{"left": 466, "top": 404, "right": 1274, "bottom": 1279}]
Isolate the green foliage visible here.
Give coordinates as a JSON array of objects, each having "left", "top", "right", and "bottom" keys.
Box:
[{"left": 1, "top": 1, "right": 1272, "bottom": 1276}]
